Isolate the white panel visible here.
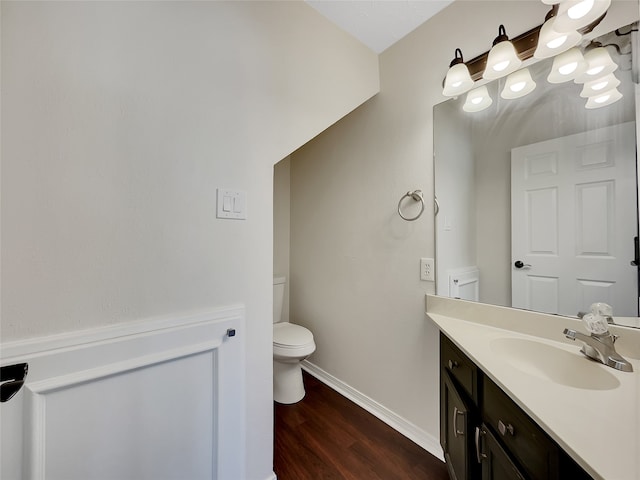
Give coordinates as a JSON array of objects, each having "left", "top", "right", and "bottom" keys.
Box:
[
  {"left": 575, "top": 140, "right": 614, "bottom": 170},
  {"left": 1, "top": 306, "right": 245, "bottom": 480},
  {"left": 575, "top": 181, "right": 614, "bottom": 256},
  {"left": 527, "top": 276, "right": 559, "bottom": 314},
  {"left": 527, "top": 188, "right": 558, "bottom": 254},
  {"left": 577, "top": 279, "right": 615, "bottom": 309},
  {"left": 525, "top": 152, "right": 558, "bottom": 179},
  {"left": 42, "top": 352, "right": 215, "bottom": 480}
]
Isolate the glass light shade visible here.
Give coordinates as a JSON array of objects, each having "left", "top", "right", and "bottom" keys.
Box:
[
  {"left": 579, "top": 73, "right": 620, "bottom": 97},
  {"left": 501, "top": 68, "right": 536, "bottom": 99},
  {"left": 463, "top": 86, "right": 493, "bottom": 112},
  {"left": 585, "top": 87, "right": 622, "bottom": 108},
  {"left": 553, "top": 0, "right": 612, "bottom": 32},
  {"left": 533, "top": 16, "right": 582, "bottom": 59},
  {"left": 483, "top": 40, "right": 522, "bottom": 80},
  {"left": 547, "top": 47, "right": 586, "bottom": 83},
  {"left": 574, "top": 47, "right": 617, "bottom": 83},
  {"left": 443, "top": 63, "right": 474, "bottom": 97}
]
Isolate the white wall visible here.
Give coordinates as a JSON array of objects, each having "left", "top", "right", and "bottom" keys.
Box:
[
  {"left": 1, "top": 2, "right": 379, "bottom": 478},
  {"left": 288, "top": 0, "right": 638, "bottom": 456}
]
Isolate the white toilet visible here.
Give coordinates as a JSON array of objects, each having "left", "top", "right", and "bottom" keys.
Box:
[{"left": 273, "top": 276, "right": 316, "bottom": 404}]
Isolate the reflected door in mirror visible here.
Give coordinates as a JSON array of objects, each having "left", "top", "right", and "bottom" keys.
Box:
[{"left": 511, "top": 122, "right": 637, "bottom": 316}]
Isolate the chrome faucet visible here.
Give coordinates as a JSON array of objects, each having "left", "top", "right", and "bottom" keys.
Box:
[{"left": 563, "top": 329, "right": 633, "bottom": 372}]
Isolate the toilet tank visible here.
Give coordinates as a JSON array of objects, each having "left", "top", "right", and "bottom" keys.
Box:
[{"left": 273, "top": 276, "right": 286, "bottom": 324}]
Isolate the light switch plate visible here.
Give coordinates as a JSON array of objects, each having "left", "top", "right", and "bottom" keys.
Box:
[{"left": 217, "top": 189, "right": 247, "bottom": 220}]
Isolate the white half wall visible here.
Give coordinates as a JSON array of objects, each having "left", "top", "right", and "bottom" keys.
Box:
[
  {"left": 1, "top": 307, "right": 245, "bottom": 480},
  {"left": 1, "top": 2, "right": 379, "bottom": 478}
]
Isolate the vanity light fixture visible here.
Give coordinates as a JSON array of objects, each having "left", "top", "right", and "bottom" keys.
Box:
[
  {"left": 501, "top": 68, "right": 537, "bottom": 99},
  {"left": 443, "top": 48, "right": 475, "bottom": 97},
  {"left": 585, "top": 87, "right": 622, "bottom": 108},
  {"left": 441, "top": 15, "right": 606, "bottom": 88},
  {"left": 579, "top": 72, "right": 620, "bottom": 97},
  {"left": 547, "top": 47, "right": 586, "bottom": 83},
  {"left": 483, "top": 25, "right": 522, "bottom": 80},
  {"left": 553, "top": 0, "right": 611, "bottom": 33},
  {"left": 534, "top": 8, "right": 582, "bottom": 59},
  {"left": 463, "top": 85, "right": 493, "bottom": 112},
  {"left": 574, "top": 45, "right": 618, "bottom": 83}
]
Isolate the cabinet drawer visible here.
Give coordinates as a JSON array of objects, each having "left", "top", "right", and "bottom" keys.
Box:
[
  {"left": 482, "top": 376, "right": 559, "bottom": 480},
  {"left": 440, "top": 333, "right": 479, "bottom": 404}
]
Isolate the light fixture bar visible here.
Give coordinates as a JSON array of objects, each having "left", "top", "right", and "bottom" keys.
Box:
[{"left": 460, "top": 13, "right": 606, "bottom": 82}]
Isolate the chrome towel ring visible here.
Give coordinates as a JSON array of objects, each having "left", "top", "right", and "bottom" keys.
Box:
[{"left": 398, "top": 190, "right": 425, "bottom": 221}]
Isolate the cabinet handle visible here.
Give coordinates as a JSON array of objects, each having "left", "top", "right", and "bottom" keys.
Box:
[
  {"left": 448, "top": 359, "right": 458, "bottom": 370},
  {"left": 475, "top": 426, "right": 487, "bottom": 463},
  {"left": 453, "top": 407, "right": 465, "bottom": 437},
  {"left": 498, "top": 419, "right": 515, "bottom": 436}
]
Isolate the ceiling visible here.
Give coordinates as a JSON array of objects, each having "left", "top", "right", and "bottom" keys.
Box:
[{"left": 305, "top": 0, "right": 455, "bottom": 53}]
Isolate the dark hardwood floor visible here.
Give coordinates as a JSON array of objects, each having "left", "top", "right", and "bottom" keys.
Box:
[{"left": 274, "top": 371, "right": 450, "bottom": 480}]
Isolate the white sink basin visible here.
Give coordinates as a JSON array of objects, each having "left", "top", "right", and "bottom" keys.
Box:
[{"left": 490, "top": 337, "right": 620, "bottom": 390}]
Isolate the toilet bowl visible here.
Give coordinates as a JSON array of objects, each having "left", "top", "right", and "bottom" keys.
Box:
[{"left": 273, "top": 276, "right": 316, "bottom": 404}]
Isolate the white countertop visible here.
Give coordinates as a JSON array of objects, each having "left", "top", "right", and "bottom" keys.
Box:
[{"left": 426, "top": 295, "right": 640, "bottom": 480}]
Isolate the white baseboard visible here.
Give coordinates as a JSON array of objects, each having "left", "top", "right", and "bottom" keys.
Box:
[{"left": 301, "top": 360, "right": 444, "bottom": 462}]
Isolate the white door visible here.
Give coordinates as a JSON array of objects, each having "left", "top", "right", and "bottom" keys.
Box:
[{"left": 511, "top": 122, "right": 638, "bottom": 317}]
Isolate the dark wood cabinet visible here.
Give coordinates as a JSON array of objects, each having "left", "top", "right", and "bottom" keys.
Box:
[
  {"left": 441, "top": 370, "right": 477, "bottom": 480},
  {"left": 439, "top": 332, "right": 593, "bottom": 480}
]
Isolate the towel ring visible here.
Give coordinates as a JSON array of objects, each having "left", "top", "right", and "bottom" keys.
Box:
[{"left": 398, "top": 190, "right": 425, "bottom": 221}]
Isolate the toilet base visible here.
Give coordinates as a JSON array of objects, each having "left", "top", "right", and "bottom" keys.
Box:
[{"left": 273, "top": 360, "right": 306, "bottom": 404}]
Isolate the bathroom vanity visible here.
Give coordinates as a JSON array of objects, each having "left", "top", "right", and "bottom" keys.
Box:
[
  {"left": 427, "top": 295, "right": 640, "bottom": 480},
  {"left": 441, "top": 333, "right": 589, "bottom": 480}
]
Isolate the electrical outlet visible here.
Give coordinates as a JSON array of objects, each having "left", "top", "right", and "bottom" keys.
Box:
[{"left": 420, "top": 258, "right": 435, "bottom": 281}]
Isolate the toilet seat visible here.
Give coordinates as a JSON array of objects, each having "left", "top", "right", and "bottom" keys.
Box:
[
  {"left": 273, "top": 323, "right": 313, "bottom": 347},
  {"left": 273, "top": 323, "right": 315, "bottom": 358}
]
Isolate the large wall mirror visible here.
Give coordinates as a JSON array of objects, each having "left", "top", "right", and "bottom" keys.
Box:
[{"left": 434, "top": 16, "right": 640, "bottom": 327}]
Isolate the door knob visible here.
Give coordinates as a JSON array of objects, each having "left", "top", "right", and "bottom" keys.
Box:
[{"left": 514, "top": 260, "right": 531, "bottom": 269}]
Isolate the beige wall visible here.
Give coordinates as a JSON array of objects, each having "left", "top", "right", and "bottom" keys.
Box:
[
  {"left": 1, "top": 2, "right": 379, "bottom": 478},
  {"left": 274, "top": 157, "right": 291, "bottom": 323},
  {"left": 288, "top": 0, "right": 638, "bottom": 454}
]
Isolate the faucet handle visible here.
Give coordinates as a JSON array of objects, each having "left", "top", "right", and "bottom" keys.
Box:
[{"left": 582, "top": 312, "right": 610, "bottom": 335}]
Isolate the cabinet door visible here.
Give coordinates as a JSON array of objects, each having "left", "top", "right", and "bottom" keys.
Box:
[
  {"left": 482, "top": 376, "right": 559, "bottom": 479},
  {"left": 478, "top": 424, "right": 527, "bottom": 480},
  {"left": 441, "top": 370, "right": 477, "bottom": 480}
]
